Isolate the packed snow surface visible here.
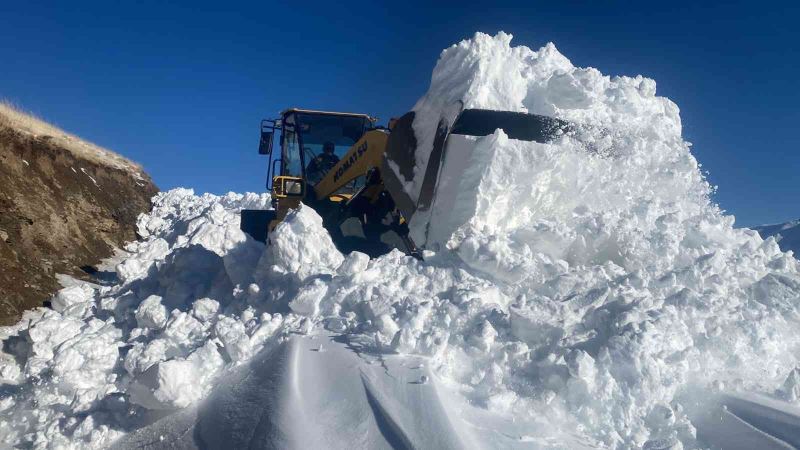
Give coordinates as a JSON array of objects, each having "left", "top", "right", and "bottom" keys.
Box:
[{"left": 2, "top": 32, "right": 800, "bottom": 449}]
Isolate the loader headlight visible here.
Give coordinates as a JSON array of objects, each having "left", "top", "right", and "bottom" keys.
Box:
[
  {"left": 285, "top": 180, "right": 303, "bottom": 195},
  {"left": 273, "top": 176, "right": 305, "bottom": 198}
]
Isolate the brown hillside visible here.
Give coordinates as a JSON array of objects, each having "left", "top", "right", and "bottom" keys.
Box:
[{"left": 0, "top": 103, "right": 158, "bottom": 324}]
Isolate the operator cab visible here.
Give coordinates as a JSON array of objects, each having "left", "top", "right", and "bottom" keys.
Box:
[
  {"left": 271, "top": 109, "right": 374, "bottom": 188},
  {"left": 243, "top": 108, "right": 379, "bottom": 244}
]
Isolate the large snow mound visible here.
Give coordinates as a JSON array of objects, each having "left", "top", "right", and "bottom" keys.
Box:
[
  {"left": 406, "top": 31, "right": 681, "bottom": 247},
  {"left": 1, "top": 32, "right": 799, "bottom": 449}
]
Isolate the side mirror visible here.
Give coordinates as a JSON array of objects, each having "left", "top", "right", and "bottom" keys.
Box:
[
  {"left": 258, "top": 130, "right": 274, "bottom": 155},
  {"left": 259, "top": 119, "right": 276, "bottom": 155}
]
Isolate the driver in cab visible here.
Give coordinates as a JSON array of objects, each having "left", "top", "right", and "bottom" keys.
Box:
[{"left": 306, "top": 141, "right": 339, "bottom": 183}]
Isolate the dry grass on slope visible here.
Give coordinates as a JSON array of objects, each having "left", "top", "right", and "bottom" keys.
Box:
[
  {"left": 0, "top": 100, "right": 145, "bottom": 177},
  {"left": 0, "top": 100, "right": 159, "bottom": 324}
]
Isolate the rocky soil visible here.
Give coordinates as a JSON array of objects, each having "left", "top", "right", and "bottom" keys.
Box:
[{"left": 0, "top": 105, "right": 157, "bottom": 324}]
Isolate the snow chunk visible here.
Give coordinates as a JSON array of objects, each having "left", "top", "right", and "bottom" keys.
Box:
[
  {"left": 337, "top": 251, "right": 370, "bottom": 275},
  {"left": 129, "top": 341, "right": 224, "bottom": 410},
  {"left": 117, "top": 238, "right": 170, "bottom": 282},
  {"left": 214, "top": 317, "right": 252, "bottom": 363},
  {"left": 135, "top": 295, "right": 168, "bottom": 329},
  {"left": 192, "top": 297, "right": 220, "bottom": 322},
  {"left": 260, "top": 204, "right": 344, "bottom": 281},
  {"left": 289, "top": 279, "right": 329, "bottom": 316},
  {"left": 51, "top": 284, "right": 95, "bottom": 312}
]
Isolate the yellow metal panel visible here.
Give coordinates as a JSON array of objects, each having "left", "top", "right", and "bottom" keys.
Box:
[
  {"left": 328, "top": 194, "right": 352, "bottom": 203},
  {"left": 269, "top": 176, "right": 305, "bottom": 231},
  {"left": 313, "top": 130, "right": 389, "bottom": 200},
  {"left": 272, "top": 176, "right": 305, "bottom": 199}
]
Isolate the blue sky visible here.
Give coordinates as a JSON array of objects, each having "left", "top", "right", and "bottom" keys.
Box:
[{"left": 1, "top": 1, "right": 797, "bottom": 227}]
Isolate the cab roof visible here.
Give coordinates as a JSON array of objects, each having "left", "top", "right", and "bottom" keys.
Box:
[{"left": 281, "top": 108, "right": 376, "bottom": 122}]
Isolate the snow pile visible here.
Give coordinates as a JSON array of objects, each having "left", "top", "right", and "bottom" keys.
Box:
[
  {"left": 0, "top": 190, "right": 270, "bottom": 447},
  {"left": 405, "top": 32, "right": 800, "bottom": 447},
  {"left": 755, "top": 219, "right": 800, "bottom": 256},
  {"left": 1, "top": 32, "right": 800, "bottom": 449}
]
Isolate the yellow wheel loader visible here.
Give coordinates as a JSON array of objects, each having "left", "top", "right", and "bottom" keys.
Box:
[{"left": 240, "top": 107, "right": 569, "bottom": 257}]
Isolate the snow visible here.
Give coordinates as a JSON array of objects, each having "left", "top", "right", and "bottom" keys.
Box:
[
  {"left": 1, "top": 32, "right": 800, "bottom": 449},
  {"left": 113, "top": 335, "right": 512, "bottom": 450},
  {"left": 755, "top": 219, "right": 800, "bottom": 257},
  {"left": 134, "top": 295, "right": 168, "bottom": 329},
  {"left": 51, "top": 284, "right": 96, "bottom": 312},
  {"left": 81, "top": 167, "right": 99, "bottom": 187}
]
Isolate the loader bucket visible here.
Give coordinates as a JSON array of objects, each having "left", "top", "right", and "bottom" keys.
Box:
[
  {"left": 381, "top": 108, "right": 571, "bottom": 248},
  {"left": 240, "top": 209, "right": 277, "bottom": 243}
]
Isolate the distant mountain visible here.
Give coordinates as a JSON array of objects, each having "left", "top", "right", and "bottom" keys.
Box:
[{"left": 754, "top": 219, "right": 800, "bottom": 256}]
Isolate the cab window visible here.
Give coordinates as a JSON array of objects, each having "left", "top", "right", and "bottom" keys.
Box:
[
  {"left": 281, "top": 114, "right": 303, "bottom": 177},
  {"left": 339, "top": 174, "right": 366, "bottom": 195},
  {"left": 296, "top": 113, "right": 368, "bottom": 161}
]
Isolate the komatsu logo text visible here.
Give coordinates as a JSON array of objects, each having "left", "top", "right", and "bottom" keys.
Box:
[{"left": 333, "top": 141, "right": 368, "bottom": 182}]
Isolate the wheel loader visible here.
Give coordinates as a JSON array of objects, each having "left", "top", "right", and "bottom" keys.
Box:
[{"left": 240, "top": 106, "right": 569, "bottom": 257}]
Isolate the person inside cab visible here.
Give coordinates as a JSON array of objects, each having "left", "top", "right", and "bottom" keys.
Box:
[{"left": 306, "top": 141, "right": 339, "bottom": 183}]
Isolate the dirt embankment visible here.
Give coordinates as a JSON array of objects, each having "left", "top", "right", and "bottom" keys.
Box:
[{"left": 0, "top": 104, "right": 158, "bottom": 324}]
